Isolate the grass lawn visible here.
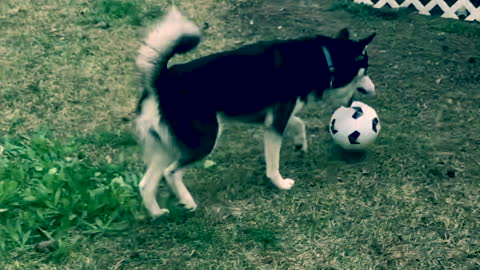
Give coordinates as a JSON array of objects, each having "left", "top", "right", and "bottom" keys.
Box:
[{"left": 1, "top": 0, "right": 479, "bottom": 269}]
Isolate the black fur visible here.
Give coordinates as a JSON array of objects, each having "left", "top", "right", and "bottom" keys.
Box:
[{"left": 147, "top": 35, "right": 371, "bottom": 150}]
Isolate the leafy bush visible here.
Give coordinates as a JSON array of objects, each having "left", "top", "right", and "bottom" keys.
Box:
[{"left": 0, "top": 130, "right": 142, "bottom": 254}]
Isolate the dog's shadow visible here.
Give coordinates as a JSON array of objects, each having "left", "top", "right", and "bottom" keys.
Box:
[{"left": 328, "top": 144, "right": 369, "bottom": 164}]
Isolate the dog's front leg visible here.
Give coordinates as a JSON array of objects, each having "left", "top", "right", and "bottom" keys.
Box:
[{"left": 264, "top": 128, "right": 295, "bottom": 190}]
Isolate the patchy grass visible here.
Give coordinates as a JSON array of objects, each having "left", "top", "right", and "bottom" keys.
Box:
[
  {"left": 431, "top": 20, "right": 480, "bottom": 37},
  {"left": 80, "top": 0, "right": 165, "bottom": 26},
  {"left": 1, "top": 0, "right": 480, "bottom": 269},
  {"left": 329, "top": 0, "right": 416, "bottom": 20}
]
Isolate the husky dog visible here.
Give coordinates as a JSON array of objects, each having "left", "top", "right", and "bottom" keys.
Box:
[{"left": 135, "top": 7, "right": 376, "bottom": 217}]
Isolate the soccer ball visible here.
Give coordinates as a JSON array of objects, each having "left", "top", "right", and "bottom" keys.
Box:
[{"left": 329, "top": 101, "right": 381, "bottom": 150}]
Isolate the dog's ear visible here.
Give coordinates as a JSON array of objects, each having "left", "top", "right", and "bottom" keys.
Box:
[
  {"left": 358, "top": 33, "right": 376, "bottom": 48},
  {"left": 336, "top": 28, "right": 350, "bottom": 40}
]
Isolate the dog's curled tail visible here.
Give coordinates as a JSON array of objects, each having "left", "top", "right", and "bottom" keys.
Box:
[{"left": 136, "top": 6, "right": 200, "bottom": 91}]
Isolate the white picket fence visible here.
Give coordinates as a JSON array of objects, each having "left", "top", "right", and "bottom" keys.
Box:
[{"left": 354, "top": 0, "right": 480, "bottom": 21}]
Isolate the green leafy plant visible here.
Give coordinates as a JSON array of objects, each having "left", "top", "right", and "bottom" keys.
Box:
[{"left": 0, "top": 130, "right": 142, "bottom": 254}]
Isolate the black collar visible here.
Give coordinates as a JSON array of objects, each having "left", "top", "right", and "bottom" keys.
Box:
[{"left": 322, "top": 46, "right": 335, "bottom": 88}]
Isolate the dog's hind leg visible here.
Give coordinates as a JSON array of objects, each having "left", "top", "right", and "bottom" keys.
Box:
[
  {"left": 139, "top": 153, "right": 171, "bottom": 218},
  {"left": 163, "top": 115, "right": 219, "bottom": 211},
  {"left": 164, "top": 163, "right": 197, "bottom": 211},
  {"left": 288, "top": 115, "right": 308, "bottom": 152}
]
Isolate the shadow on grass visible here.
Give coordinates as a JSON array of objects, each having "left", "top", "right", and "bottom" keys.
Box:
[{"left": 328, "top": 144, "right": 369, "bottom": 164}]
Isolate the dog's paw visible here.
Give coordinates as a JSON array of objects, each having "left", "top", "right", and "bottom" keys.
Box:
[
  {"left": 177, "top": 200, "right": 197, "bottom": 212},
  {"left": 151, "top": 208, "right": 170, "bottom": 219},
  {"left": 294, "top": 144, "right": 308, "bottom": 153},
  {"left": 273, "top": 178, "right": 295, "bottom": 190}
]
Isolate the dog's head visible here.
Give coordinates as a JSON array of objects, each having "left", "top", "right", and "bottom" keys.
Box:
[{"left": 314, "top": 28, "right": 376, "bottom": 106}]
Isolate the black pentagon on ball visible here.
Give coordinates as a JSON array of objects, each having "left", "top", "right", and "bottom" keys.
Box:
[
  {"left": 372, "top": 117, "right": 379, "bottom": 133},
  {"left": 351, "top": 106, "right": 364, "bottom": 119},
  {"left": 330, "top": 119, "right": 338, "bottom": 134},
  {"left": 348, "top": 131, "right": 361, "bottom": 144}
]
